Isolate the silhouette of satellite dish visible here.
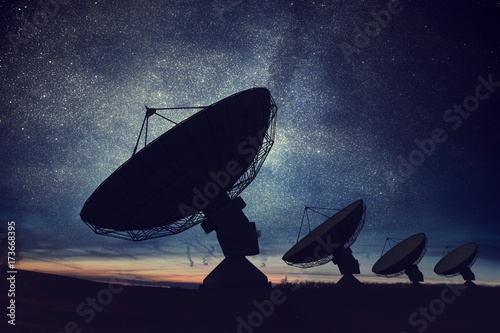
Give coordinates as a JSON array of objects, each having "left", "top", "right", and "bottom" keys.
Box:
[
  {"left": 434, "top": 242, "right": 478, "bottom": 285},
  {"left": 80, "top": 87, "right": 277, "bottom": 288},
  {"left": 372, "top": 233, "right": 427, "bottom": 284},
  {"left": 282, "top": 199, "right": 366, "bottom": 285}
]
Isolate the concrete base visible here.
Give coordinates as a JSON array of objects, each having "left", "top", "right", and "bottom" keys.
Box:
[
  {"left": 202, "top": 256, "right": 269, "bottom": 288},
  {"left": 336, "top": 274, "right": 362, "bottom": 287}
]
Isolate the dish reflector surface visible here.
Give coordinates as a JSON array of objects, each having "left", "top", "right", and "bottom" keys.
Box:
[
  {"left": 80, "top": 88, "right": 277, "bottom": 240},
  {"left": 434, "top": 242, "right": 478, "bottom": 277},
  {"left": 282, "top": 199, "right": 365, "bottom": 267},
  {"left": 372, "top": 233, "right": 427, "bottom": 276}
]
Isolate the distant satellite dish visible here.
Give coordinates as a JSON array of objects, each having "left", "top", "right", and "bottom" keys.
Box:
[
  {"left": 282, "top": 199, "right": 366, "bottom": 285},
  {"left": 81, "top": 87, "right": 277, "bottom": 288},
  {"left": 372, "top": 233, "right": 427, "bottom": 283},
  {"left": 434, "top": 242, "right": 478, "bottom": 284}
]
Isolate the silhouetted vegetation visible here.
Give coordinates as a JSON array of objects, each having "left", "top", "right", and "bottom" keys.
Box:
[{"left": 4, "top": 270, "right": 499, "bottom": 333}]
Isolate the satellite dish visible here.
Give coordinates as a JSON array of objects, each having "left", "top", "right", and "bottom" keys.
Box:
[
  {"left": 372, "top": 233, "right": 427, "bottom": 284},
  {"left": 434, "top": 242, "right": 478, "bottom": 284},
  {"left": 80, "top": 87, "right": 277, "bottom": 288},
  {"left": 282, "top": 199, "right": 366, "bottom": 285}
]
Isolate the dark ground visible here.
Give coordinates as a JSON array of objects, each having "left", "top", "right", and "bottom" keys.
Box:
[{"left": 1, "top": 270, "right": 499, "bottom": 333}]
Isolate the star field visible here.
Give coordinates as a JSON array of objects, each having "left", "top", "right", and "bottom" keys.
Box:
[{"left": 1, "top": 0, "right": 499, "bottom": 283}]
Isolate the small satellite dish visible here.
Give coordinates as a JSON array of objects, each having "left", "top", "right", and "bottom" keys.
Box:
[
  {"left": 434, "top": 242, "right": 478, "bottom": 284},
  {"left": 372, "top": 233, "right": 427, "bottom": 283},
  {"left": 81, "top": 87, "right": 277, "bottom": 288},
  {"left": 282, "top": 199, "right": 366, "bottom": 285}
]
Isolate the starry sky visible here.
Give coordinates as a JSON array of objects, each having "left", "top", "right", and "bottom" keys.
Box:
[{"left": 1, "top": 0, "right": 499, "bottom": 286}]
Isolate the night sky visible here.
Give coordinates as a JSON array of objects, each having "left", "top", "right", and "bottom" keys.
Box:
[{"left": 1, "top": 0, "right": 499, "bottom": 285}]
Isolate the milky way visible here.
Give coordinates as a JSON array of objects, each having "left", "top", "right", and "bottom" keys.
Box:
[{"left": 1, "top": 0, "right": 499, "bottom": 282}]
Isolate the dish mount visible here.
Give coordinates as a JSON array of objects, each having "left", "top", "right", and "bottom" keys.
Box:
[
  {"left": 282, "top": 199, "right": 366, "bottom": 285},
  {"left": 372, "top": 233, "right": 427, "bottom": 284},
  {"left": 434, "top": 242, "right": 478, "bottom": 285}
]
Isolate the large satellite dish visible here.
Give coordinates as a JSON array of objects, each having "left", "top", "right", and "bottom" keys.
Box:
[
  {"left": 372, "top": 233, "right": 427, "bottom": 283},
  {"left": 282, "top": 199, "right": 366, "bottom": 285},
  {"left": 434, "top": 242, "right": 478, "bottom": 284},
  {"left": 81, "top": 87, "right": 277, "bottom": 288}
]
